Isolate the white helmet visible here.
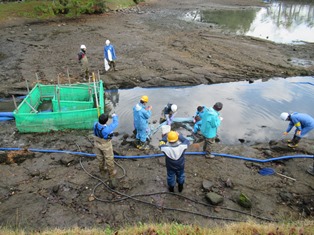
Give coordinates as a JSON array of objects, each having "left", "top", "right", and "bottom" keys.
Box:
[
  {"left": 280, "top": 112, "right": 289, "bottom": 121},
  {"left": 105, "top": 40, "right": 110, "bottom": 46},
  {"left": 171, "top": 104, "right": 177, "bottom": 112},
  {"left": 80, "top": 44, "right": 86, "bottom": 49}
]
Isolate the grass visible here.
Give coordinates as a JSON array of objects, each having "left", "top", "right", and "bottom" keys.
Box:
[
  {"left": 0, "top": 0, "right": 137, "bottom": 23},
  {"left": 0, "top": 220, "right": 314, "bottom": 235},
  {"left": 0, "top": 1, "right": 46, "bottom": 22}
]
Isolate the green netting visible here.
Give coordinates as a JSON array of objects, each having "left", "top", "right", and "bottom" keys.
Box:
[{"left": 13, "top": 81, "right": 104, "bottom": 133}]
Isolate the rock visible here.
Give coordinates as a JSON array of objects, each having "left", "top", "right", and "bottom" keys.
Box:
[
  {"left": 52, "top": 185, "right": 59, "bottom": 193},
  {"left": 225, "top": 178, "right": 233, "bottom": 188},
  {"left": 202, "top": 179, "right": 214, "bottom": 191},
  {"left": 279, "top": 191, "right": 293, "bottom": 202},
  {"left": 205, "top": 192, "right": 224, "bottom": 205},
  {"left": 237, "top": 192, "right": 252, "bottom": 209}
]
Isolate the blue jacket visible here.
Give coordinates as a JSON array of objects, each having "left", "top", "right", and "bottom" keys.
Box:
[
  {"left": 93, "top": 115, "right": 119, "bottom": 139},
  {"left": 160, "top": 134, "right": 190, "bottom": 171},
  {"left": 200, "top": 107, "right": 221, "bottom": 138},
  {"left": 133, "top": 103, "right": 151, "bottom": 130},
  {"left": 104, "top": 44, "right": 116, "bottom": 61},
  {"left": 193, "top": 120, "right": 202, "bottom": 134},
  {"left": 286, "top": 112, "right": 314, "bottom": 137}
]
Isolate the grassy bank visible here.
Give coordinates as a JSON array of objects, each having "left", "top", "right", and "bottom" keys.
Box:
[
  {"left": 1, "top": 220, "right": 314, "bottom": 235},
  {"left": 0, "top": 0, "right": 138, "bottom": 23}
]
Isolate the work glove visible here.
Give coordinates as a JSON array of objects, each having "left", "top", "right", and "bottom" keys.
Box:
[{"left": 283, "top": 132, "right": 288, "bottom": 135}]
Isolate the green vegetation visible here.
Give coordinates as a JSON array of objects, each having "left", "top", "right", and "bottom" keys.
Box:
[
  {"left": 0, "top": 220, "right": 313, "bottom": 235},
  {"left": 0, "top": 0, "right": 139, "bottom": 22}
]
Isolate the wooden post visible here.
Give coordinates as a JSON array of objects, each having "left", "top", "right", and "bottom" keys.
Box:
[{"left": 12, "top": 95, "right": 18, "bottom": 112}]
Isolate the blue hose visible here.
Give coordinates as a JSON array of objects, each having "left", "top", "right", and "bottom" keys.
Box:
[
  {"left": 0, "top": 117, "right": 14, "bottom": 121},
  {"left": 0, "top": 112, "right": 14, "bottom": 117},
  {"left": 0, "top": 147, "right": 313, "bottom": 162}
]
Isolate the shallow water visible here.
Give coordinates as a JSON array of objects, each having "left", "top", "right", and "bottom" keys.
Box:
[
  {"left": 183, "top": 0, "right": 314, "bottom": 44},
  {"left": 105, "top": 76, "right": 314, "bottom": 145}
]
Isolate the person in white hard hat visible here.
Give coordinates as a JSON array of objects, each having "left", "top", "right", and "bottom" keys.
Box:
[
  {"left": 104, "top": 39, "right": 117, "bottom": 71},
  {"left": 280, "top": 112, "right": 314, "bottom": 148},
  {"left": 160, "top": 103, "right": 178, "bottom": 125},
  {"left": 78, "top": 44, "right": 89, "bottom": 81}
]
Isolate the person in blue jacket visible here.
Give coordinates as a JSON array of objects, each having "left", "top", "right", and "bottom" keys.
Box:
[
  {"left": 133, "top": 95, "right": 152, "bottom": 149},
  {"left": 200, "top": 102, "right": 223, "bottom": 158},
  {"left": 93, "top": 113, "right": 119, "bottom": 188},
  {"left": 159, "top": 131, "right": 190, "bottom": 193},
  {"left": 104, "top": 39, "right": 117, "bottom": 71},
  {"left": 280, "top": 112, "right": 314, "bottom": 148}
]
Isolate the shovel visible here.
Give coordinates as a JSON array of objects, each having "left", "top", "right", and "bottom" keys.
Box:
[{"left": 258, "top": 167, "right": 296, "bottom": 181}]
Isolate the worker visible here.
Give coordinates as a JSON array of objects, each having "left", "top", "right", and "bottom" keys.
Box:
[
  {"left": 195, "top": 105, "right": 206, "bottom": 119},
  {"left": 104, "top": 39, "right": 117, "bottom": 71},
  {"left": 133, "top": 95, "right": 152, "bottom": 149},
  {"left": 93, "top": 113, "right": 119, "bottom": 188},
  {"left": 160, "top": 103, "right": 178, "bottom": 125},
  {"left": 280, "top": 112, "right": 314, "bottom": 148},
  {"left": 78, "top": 44, "right": 89, "bottom": 81},
  {"left": 200, "top": 102, "right": 223, "bottom": 158},
  {"left": 159, "top": 131, "right": 190, "bottom": 193}
]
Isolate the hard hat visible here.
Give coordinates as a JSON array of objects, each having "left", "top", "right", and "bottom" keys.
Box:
[
  {"left": 141, "top": 95, "right": 149, "bottom": 103},
  {"left": 80, "top": 44, "right": 86, "bottom": 49},
  {"left": 106, "top": 40, "right": 110, "bottom": 46},
  {"left": 171, "top": 104, "right": 177, "bottom": 112},
  {"left": 167, "top": 131, "right": 179, "bottom": 143},
  {"left": 213, "top": 102, "right": 223, "bottom": 111},
  {"left": 280, "top": 112, "right": 289, "bottom": 121}
]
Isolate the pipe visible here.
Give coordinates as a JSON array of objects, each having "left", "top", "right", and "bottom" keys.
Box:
[
  {"left": 0, "top": 117, "right": 14, "bottom": 121},
  {"left": 0, "top": 112, "right": 14, "bottom": 117},
  {"left": 0, "top": 147, "right": 313, "bottom": 162}
]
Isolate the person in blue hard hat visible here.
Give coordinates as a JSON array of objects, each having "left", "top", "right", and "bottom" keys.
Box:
[
  {"left": 133, "top": 95, "right": 152, "bottom": 149},
  {"left": 280, "top": 112, "right": 314, "bottom": 148},
  {"left": 93, "top": 113, "right": 119, "bottom": 188}
]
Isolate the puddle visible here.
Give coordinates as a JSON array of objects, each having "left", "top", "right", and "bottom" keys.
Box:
[
  {"left": 182, "top": 1, "right": 314, "bottom": 44},
  {"left": 105, "top": 76, "right": 314, "bottom": 145}
]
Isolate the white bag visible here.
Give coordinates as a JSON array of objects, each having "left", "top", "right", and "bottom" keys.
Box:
[{"left": 104, "top": 58, "right": 110, "bottom": 71}]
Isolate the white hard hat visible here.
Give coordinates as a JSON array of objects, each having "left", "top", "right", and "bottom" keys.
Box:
[
  {"left": 171, "top": 104, "right": 177, "bottom": 112},
  {"left": 105, "top": 40, "right": 110, "bottom": 46},
  {"left": 280, "top": 112, "right": 289, "bottom": 121},
  {"left": 80, "top": 44, "right": 86, "bottom": 49}
]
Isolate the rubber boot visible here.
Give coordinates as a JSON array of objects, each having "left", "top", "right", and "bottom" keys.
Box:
[
  {"left": 137, "top": 141, "right": 149, "bottom": 150},
  {"left": 108, "top": 178, "right": 117, "bottom": 189},
  {"left": 178, "top": 184, "right": 184, "bottom": 193},
  {"left": 168, "top": 186, "right": 174, "bottom": 192},
  {"left": 288, "top": 136, "right": 300, "bottom": 148}
]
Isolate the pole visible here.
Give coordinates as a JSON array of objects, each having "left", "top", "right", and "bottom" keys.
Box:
[
  {"left": 92, "top": 72, "right": 100, "bottom": 117},
  {"left": 12, "top": 95, "right": 18, "bottom": 112}
]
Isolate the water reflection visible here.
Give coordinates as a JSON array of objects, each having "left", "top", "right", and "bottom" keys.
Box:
[
  {"left": 183, "top": 1, "right": 314, "bottom": 44},
  {"left": 105, "top": 76, "right": 314, "bottom": 145}
]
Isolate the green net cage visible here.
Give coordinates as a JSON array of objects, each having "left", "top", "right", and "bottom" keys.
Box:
[{"left": 13, "top": 81, "right": 104, "bottom": 133}]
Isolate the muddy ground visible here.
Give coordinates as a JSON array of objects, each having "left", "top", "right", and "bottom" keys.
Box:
[{"left": 0, "top": 0, "right": 314, "bottom": 231}]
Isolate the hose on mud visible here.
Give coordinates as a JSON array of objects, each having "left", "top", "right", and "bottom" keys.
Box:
[
  {"left": 79, "top": 157, "right": 275, "bottom": 222},
  {"left": 0, "top": 147, "right": 313, "bottom": 162}
]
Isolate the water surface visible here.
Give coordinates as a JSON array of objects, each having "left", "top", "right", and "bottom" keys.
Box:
[
  {"left": 105, "top": 76, "right": 314, "bottom": 145},
  {"left": 183, "top": 1, "right": 314, "bottom": 44}
]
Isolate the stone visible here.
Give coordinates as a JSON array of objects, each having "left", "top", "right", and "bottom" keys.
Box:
[{"left": 205, "top": 192, "right": 224, "bottom": 205}]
